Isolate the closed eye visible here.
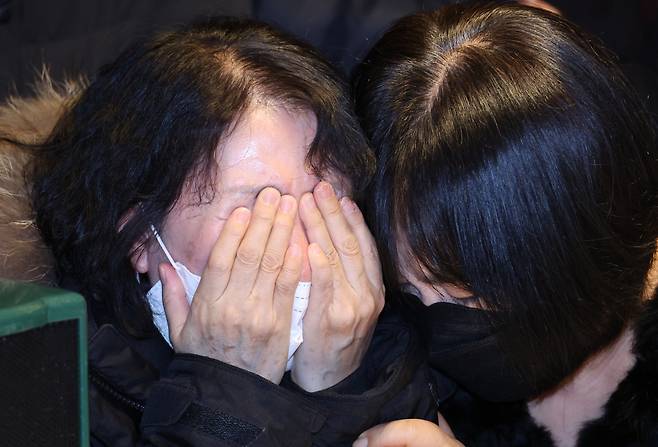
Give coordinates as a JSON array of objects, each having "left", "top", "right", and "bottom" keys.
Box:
[{"left": 399, "top": 281, "right": 481, "bottom": 308}]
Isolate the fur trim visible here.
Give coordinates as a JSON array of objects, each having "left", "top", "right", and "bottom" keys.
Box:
[
  {"left": 646, "top": 255, "right": 658, "bottom": 300},
  {"left": 576, "top": 297, "right": 658, "bottom": 445},
  {"left": 0, "top": 70, "right": 86, "bottom": 284}
]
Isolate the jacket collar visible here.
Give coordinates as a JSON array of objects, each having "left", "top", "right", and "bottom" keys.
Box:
[{"left": 87, "top": 304, "right": 173, "bottom": 402}]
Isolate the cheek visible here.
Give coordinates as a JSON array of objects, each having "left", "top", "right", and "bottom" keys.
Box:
[
  {"left": 162, "top": 203, "right": 228, "bottom": 276},
  {"left": 181, "top": 217, "right": 227, "bottom": 274}
]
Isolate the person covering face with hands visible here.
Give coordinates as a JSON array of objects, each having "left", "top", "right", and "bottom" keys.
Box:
[
  {"left": 132, "top": 104, "right": 383, "bottom": 390},
  {"left": 13, "top": 17, "right": 438, "bottom": 446}
]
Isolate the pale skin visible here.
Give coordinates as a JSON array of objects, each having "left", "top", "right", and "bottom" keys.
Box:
[
  {"left": 131, "top": 103, "right": 384, "bottom": 388},
  {"left": 353, "top": 415, "right": 463, "bottom": 447}
]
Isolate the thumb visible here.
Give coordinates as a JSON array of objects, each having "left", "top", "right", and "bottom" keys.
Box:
[
  {"left": 160, "top": 263, "right": 189, "bottom": 348},
  {"left": 354, "top": 419, "right": 463, "bottom": 447}
]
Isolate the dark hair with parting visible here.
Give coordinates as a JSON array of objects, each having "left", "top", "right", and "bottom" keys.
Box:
[
  {"left": 28, "top": 16, "right": 373, "bottom": 335},
  {"left": 354, "top": 3, "right": 658, "bottom": 393}
]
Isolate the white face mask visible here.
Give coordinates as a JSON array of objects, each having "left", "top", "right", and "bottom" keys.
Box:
[{"left": 145, "top": 225, "right": 310, "bottom": 370}]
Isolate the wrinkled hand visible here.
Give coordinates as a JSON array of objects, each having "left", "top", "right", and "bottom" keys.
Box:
[
  {"left": 160, "top": 188, "right": 301, "bottom": 384},
  {"left": 292, "top": 181, "right": 385, "bottom": 391},
  {"left": 354, "top": 417, "right": 464, "bottom": 447}
]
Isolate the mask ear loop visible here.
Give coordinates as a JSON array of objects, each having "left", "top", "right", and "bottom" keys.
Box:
[
  {"left": 151, "top": 224, "right": 200, "bottom": 301},
  {"left": 150, "top": 224, "right": 184, "bottom": 279}
]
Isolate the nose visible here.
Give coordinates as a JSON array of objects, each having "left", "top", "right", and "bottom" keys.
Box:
[{"left": 290, "top": 214, "right": 311, "bottom": 281}]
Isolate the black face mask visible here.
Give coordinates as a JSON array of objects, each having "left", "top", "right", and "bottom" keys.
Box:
[{"left": 402, "top": 296, "right": 543, "bottom": 402}]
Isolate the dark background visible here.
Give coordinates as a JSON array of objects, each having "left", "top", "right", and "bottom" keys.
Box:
[{"left": 0, "top": 0, "right": 656, "bottom": 111}]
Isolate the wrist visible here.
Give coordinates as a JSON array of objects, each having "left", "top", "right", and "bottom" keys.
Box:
[{"left": 291, "top": 362, "right": 358, "bottom": 392}]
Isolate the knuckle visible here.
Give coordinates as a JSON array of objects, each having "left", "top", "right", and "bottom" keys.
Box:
[
  {"left": 325, "top": 202, "right": 342, "bottom": 217},
  {"left": 275, "top": 276, "right": 296, "bottom": 296},
  {"left": 236, "top": 246, "right": 260, "bottom": 267},
  {"left": 225, "top": 220, "right": 247, "bottom": 237},
  {"left": 260, "top": 250, "right": 284, "bottom": 274},
  {"left": 252, "top": 209, "right": 275, "bottom": 226},
  {"left": 349, "top": 206, "right": 365, "bottom": 224},
  {"left": 219, "top": 304, "right": 241, "bottom": 325},
  {"left": 375, "top": 293, "right": 385, "bottom": 314},
  {"left": 274, "top": 213, "right": 293, "bottom": 228},
  {"left": 250, "top": 324, "right": 271, "bottom": 340},
  {"left": 206, "top": 256, "right": 231, "bottom": 275},
  {"left": 332, "top": 305, "right": 357, "bottom": 331},
  {"left": 324, "top": 246, "right": 340, "bottom": 266},
  {"left": 249, "top": 312, "right": 275, "bottom": 338},
  {"left": 311, "top": 268, "right": 332, "bottom": 292},
  {"left": 338, "top": 235, "right": 360, "bottom": 257},
  {"left": 306, "top": 207, "right": 324, "bottom": 226},
  {"left": 359, "top": 298, "right": 376, "bottom": 319}
]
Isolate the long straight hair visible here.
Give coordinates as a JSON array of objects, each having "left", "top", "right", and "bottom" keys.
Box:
[{"left": 354, "top": 4, "right": 658, "bottom": 392}]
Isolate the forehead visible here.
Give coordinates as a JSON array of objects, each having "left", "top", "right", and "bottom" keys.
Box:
[{"left": 216, "top": 104, "right": 317, "bottom": 189}]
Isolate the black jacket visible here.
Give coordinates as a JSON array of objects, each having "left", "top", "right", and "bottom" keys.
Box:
[
  {"left": 439, "top": 296, "right": 658, "bottom": 446},
  {"left": 87, "top": 303, "right": 442, "bottom": 446}
]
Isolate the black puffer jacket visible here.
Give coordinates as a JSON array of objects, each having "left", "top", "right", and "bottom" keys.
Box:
[{"left": 87, "top": 300, "right": 443, "bottom": 446}]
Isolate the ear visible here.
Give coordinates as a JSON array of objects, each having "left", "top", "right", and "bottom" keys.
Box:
[
  {"left": 118, "top": 206, "right": 151, "bottom": 274},
  {"left": 130, "top": 235, "right": 151, "bottom": 274}
]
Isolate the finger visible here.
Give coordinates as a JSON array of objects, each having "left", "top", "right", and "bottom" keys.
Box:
[
  {"left": 354, "top": 420, "right": 462, "bottom": 447},
  {"left": 306, "top": 242, "right": 333, "bottom": 316},
  {"left": 299, "top": 191, "right": 346, "bottom": 284},
  {"left": 160, "top": 263, "right": 189, "bottom": 347},
  {"left": 340, "top": 197, "right": 384, "bottom": 292},
  {"left": 253, "top": 195, "right": 297, "bottom": 301},
  {"left": 313, "top": 182, "right": 366, "bottom": 288},
  {"left": 273, "top": 243, "right": 303, "bottom": 321},
  {"left": 226, "top": 187, "right": 281, "bottom": 293},
  {"left": 195, "top": 207, "right": 250, "bottom": 301}
]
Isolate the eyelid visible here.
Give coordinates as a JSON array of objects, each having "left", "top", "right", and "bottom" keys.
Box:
[{"left": 403, "top": 281, "right": 479, "bottom": 307}]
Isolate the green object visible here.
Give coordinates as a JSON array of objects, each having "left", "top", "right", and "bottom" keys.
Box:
[{"left": 0, "top": 280, "right": 89, "bottom": 447}]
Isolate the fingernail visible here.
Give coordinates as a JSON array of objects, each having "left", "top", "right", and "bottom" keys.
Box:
[
  {"left": 261, "top": 187, "right": 280, "bottom": 205},
  {"left": 233, "top": 207, "right": 250, "bottom": 223},
  {"left": 353, "top": 438, "right": 368, "bottom": 447},
  {"left": 316, "top": 181, "right": 334, "bottom": 199},
  {"left": 280, "top": 195, "right": 295, "bottom": 214},
  {"left": 340, "top": 197, "right": 357, "bottom": 214},
  {"left": 301, "top": 192, "right": 316, "bottom": 210}
]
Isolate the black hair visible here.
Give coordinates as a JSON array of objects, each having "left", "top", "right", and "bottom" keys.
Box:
[
  {"left": 29, "top": 16, "right": 373, "bottom": 335},
  {"left": 354, "top": 3, "right": 658, "bottom": 393}
]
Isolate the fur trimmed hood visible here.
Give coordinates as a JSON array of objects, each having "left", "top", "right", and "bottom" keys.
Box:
[{"left": 0, "top": 72, "right": 85, "bottom": 284}]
